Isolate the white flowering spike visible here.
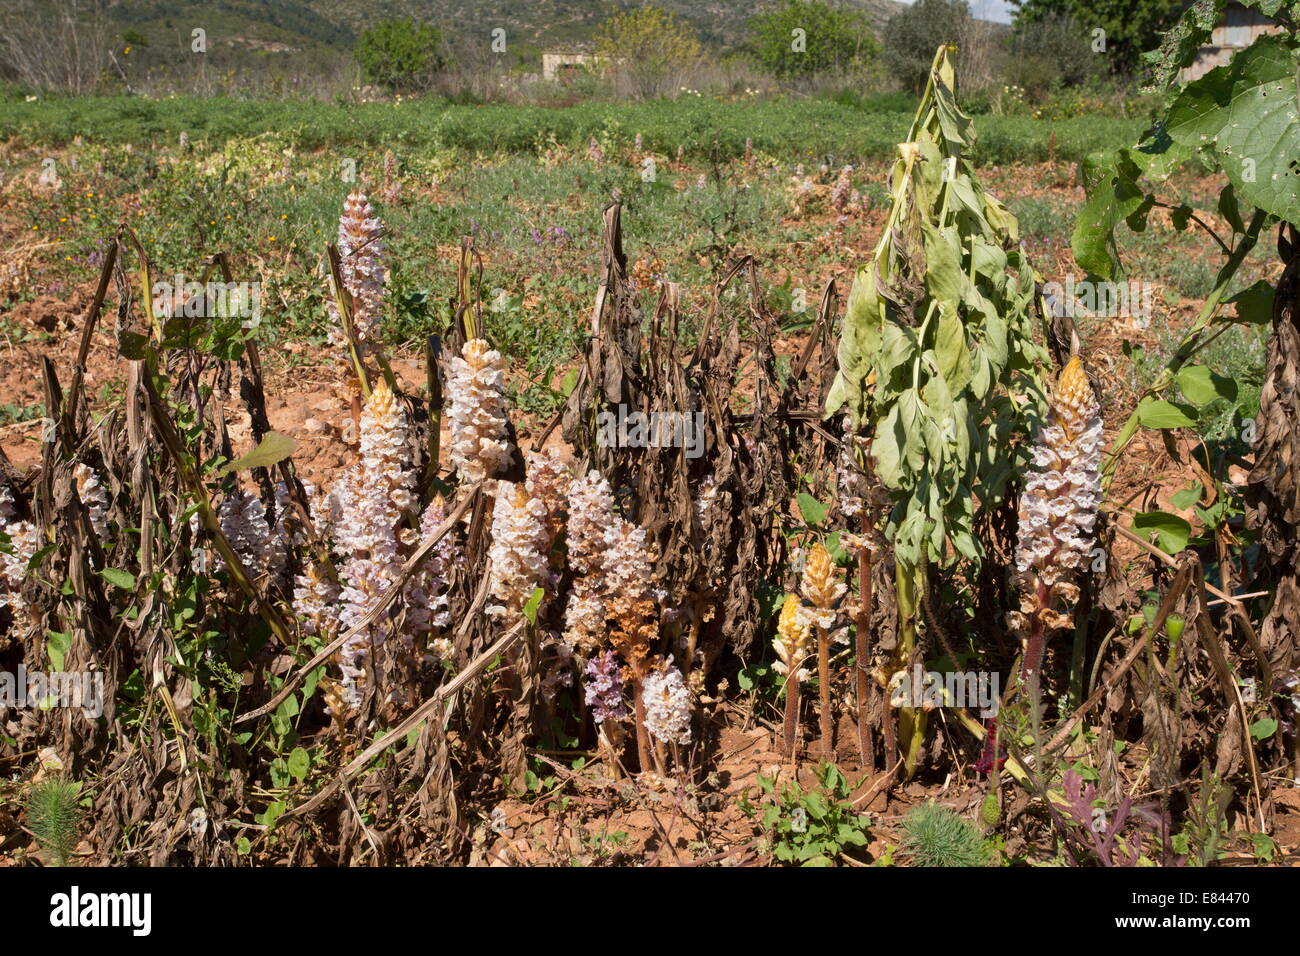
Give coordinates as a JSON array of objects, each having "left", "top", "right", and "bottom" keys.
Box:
[
  {"left": 830, "top": 165, "right": 854, "bottom": 213},
  {"left": 403, "top": 498, "right": 460, "bottom": 636},
  {"left": 486, "top": 481, "right": 550, "bottom": 624},
  {"left": 328, "top": 188, "right": 386, "bottom": 347},
  {"left": 1015, "top": 356, "right": 1103, "bottom": 593},
  {"left": 1013, "top": 356, "right": 1103, "bottom": 678},
  {"left": 331, "top": 379, "right": 416, "bottom": 707},
  {"left": 217, "top": 489, "right": 272, "bottom": 578},
  {"left": 799, "top": 542, "right": 845, "bottom": 630},
  {"left": 447, "top": 338, "right": 512, "bottom": 485},
  {"left": 294, "top": 560, "right": 340, "bottom": 639},
  {"left": 0, "top": 507, "right": 39, "bottom": 621},
  {"left": 524, "top": 447, "right": 570, "bottom": 549},
  {"left": 73, "top": 463, "right": 110, "bottom": 539},
  {"left": 643, "top": 659, "right": 692, "bottom": 745},
  {"left": 564, "top": 470, "right": 616, "bottom": 651}
]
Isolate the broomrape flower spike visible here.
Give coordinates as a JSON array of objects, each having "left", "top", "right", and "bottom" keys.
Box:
[
  {"left": 774, "top": 593, "right": 812, "bottom": 757},
  {"left": 487, "top": 480, "right": 550, "bottom": 625},
  {"left": 563, "top": 470, "right": 617, "bottom": 653},
  {"left": 801, "top": 542, "right": 845, "bottom": 759},
  {"left": 322, "top": 378, "right": 418, "bottom": 711},
  {"left": 72, "top": 463, "right": 110, "bottom": 539},
  {"left": 327, "top": 188, "right": 386, "bottom": 347},
  {"left": 643, "top": 658, "right": 692, "bottom": 746},
  {"left": 0, "top": 486, "right": 39, "bottom": 627},
  {"left": 447, "top": 339, "right": 512, "bottom": 485},
  {"left": 1013, "top": 356, "right": 1103, "bottom": 681}
]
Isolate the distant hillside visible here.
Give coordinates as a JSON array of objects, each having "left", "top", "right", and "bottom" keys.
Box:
[
  {"left": 105, "top": 0, "right": 910, "bottom": 63},
  {"left": 302, "top": 0, "right": 909, "bottom": 49}
]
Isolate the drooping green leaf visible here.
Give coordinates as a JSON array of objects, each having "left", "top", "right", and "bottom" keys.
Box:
[
  {"left": 1137, "top": 397, "right": 1199, "bottom": 429},
  {"left": 522, "top": 586, "right": 545, "bottom": 626},
  {"left": 219, "top": 431, "right": 296, "bottom": 476},
  {"left": 1227, "top": 280, "right": 1275, "bottom": 325},
  {"left": 1132, "top": 511, "right": 1192, "bottom": 554}
]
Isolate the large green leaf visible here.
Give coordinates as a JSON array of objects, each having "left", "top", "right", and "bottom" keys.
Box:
[
  {"left": 1137, "top": 398, "right": 1199, "bottom": 430},
  {"left": 219, "top": 431, "right": 296, "bottom": 476},
  {"left": 1175, "top": 365, "right": 1238, "bottom": 406},
  {"left": 1167, "top": 36, "right": 1300, "bottom": 225},
  {"left": 1133, "top": 511, "right": 1192, "bottom": 555}
]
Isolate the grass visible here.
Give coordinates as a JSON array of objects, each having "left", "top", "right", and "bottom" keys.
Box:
[{"left": 0, "top": 94, "right": 1145, "bottom": 166}]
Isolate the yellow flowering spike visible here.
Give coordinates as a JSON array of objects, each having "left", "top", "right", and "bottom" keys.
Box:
[
  {"left": 773, "top": 593, "right": 811, "bottom": 677},
  {"left": 799, "top": 542, "right": 845, "bottom": 612}
]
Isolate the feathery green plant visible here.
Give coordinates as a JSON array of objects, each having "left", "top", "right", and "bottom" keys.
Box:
[
  {"left": 901, "top": 801, "right": 992, "bottom": 867},
  {"left": 25, "top": 779, "right": 83, "bottom": 867}
]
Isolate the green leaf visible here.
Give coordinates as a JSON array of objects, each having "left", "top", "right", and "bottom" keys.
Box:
[
  {"left": 1136, "top": 398, "right": 1198, "bottom": 430},
  {"left": 46, "top": 629, "right": 72, "bottom": 672},
  {"left": 286, "top": 747, "right": 310, "bottom": 782},
  {"left": 218, "top": 431, "right": 296, "bottom": 476},
  {"left": 935, "top": 309, "right": 972, "bottom": 396},
  {"left": 1132, "top": 511, "right": 1192, "bottom": 554},
  {"left": 1227, "top": 280, "right": 1275, "bottom": 325},
  {"left": 1249, "top": 717, "right": 1278, "bottom": 741},
  {"left": 1166, "top": 36, "right": 1300, "bottom": 224},
  {"left": 1071, "top": 149, "right": 1150, "bottom": 279},
  {"left": 1169, "top": 482, "right": 1203, "bottom": 510},
  {"left": 522, "top": 586, "right": 544, "bottom": 626},
  {"left": 117, "top": 329, "right": 149, "bottom": 361},
  {"left": 796, "top": 493, "right": 827, "bottom": 526},
  {"left": 1176, "top": 365, "right": 1238, "bottom": 406},
  {"left": 98, "top": 567, "right": 137, "bottom": 590}
]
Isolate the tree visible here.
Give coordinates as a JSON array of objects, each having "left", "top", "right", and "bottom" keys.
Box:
[
  {"left": 354, "top": 19, "right": 445, "bottom": 93},
  {"left": 0, "top": 0, "right": 114, "bottom": 94},
  {"left": 748, "top": 0, "right": 877, "bottom": 81},
  {"left": 883, "top": 0, "right": 973, "bottom": 93},
  {"left": 1004, "top": 13, "right": 1100, "bottom": 93},
  {"left": 1010, "top": 0, "right": 1184, "bottom": 75},
  {"left": 594, "top": 5, "right": 702, "bottom": 100}
]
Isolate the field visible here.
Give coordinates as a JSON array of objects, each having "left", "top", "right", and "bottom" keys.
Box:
[{"left": 0, "top": 83, "right": 1296, "bottom": 869}]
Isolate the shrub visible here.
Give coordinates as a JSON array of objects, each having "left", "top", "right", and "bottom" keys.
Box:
[
  {"left": 354, "top": 19, "right": 445, "bottom": 93},
  {"left": 748, "top": 0, "right": 878, "bottom": 81},
  {"left": 594, "top": 5, "right": 702, "bottom": 100},
  {"left": 883, "top": 0, "right": 972, "bottom": 93}
]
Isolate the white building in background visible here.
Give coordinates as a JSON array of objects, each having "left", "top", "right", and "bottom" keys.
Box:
[
  {"left": 1180, "top": 2, "right": 1281, "bottom": 80},
  {"left": 541, "top": 52, "right": 602, "bottom": 82}
]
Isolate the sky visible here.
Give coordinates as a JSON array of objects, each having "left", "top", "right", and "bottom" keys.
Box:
[
  {"left": 971, "top": 0, "right": 1015, "bottom": 23},
  {"left": 897, "top": 0, "right": 1017, "bottom": 24}
]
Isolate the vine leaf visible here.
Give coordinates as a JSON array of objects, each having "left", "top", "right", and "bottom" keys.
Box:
[{"left": 1166, "top": 36, "right": 1300, "bottom": 225}]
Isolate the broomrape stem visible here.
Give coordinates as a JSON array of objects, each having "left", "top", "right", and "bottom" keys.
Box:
[
  {"left": 818, "top": 624, "right": 832, "bottom": 760},
  {"left": 855, "top": 535, "right": 874, "bottom": 771},
  {"left": 783, "top": 674, "right": 801, "bottom": 760},
  {"left": 633, "top": 680, "right": 653, "bottom": 773}
]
